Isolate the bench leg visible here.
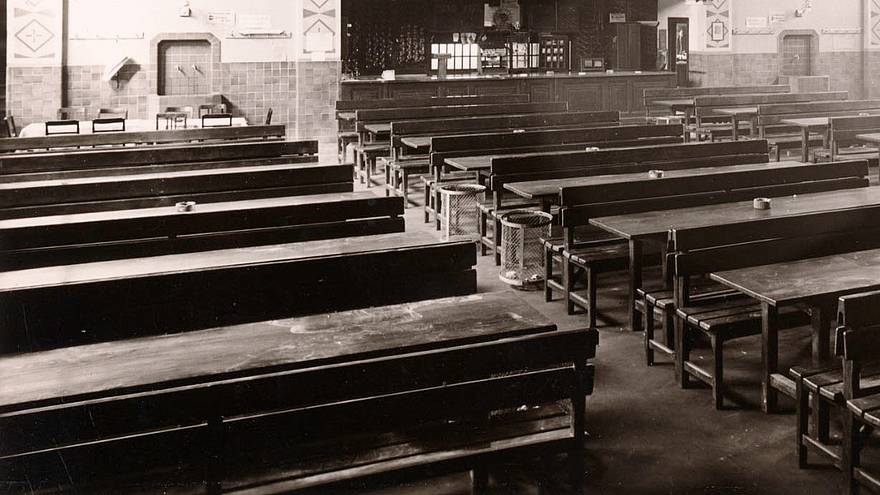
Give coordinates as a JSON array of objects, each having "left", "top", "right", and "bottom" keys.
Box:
[
  {"left": 365, "top": 157, "right": 374, "bottom": 188},
  {"left": 544, "top": 246, "right": 554, "bottom": 302},
  {"left": 814, "top": 390, "right": 831, "bottom": 444},
  {"left": 675, "top": 316, "right": 690, "bottom": 388},
  {"left": 564, "top": 260, "right": 576, "bottom": 315},
  {"left": 645, "top": 298, "right": 655, "bottom": 366},
  {"left": 479, "top": 211, "right": 488, "bottom": 256},
  {"left": 570, "top": 362, "right": 588, "bottom": 495},
  {"left": 796, "top": 377, "right": 809, "bottom": 468},
  {"left": 471, "top": 467, "right": 489, "bottom": 494},
  {"left": 423, "top": 183, "right": 431, "bottom": 223},
  {"left": 586, "top": 267, "right": 597, "bottom": 329},
  {"left": 494, "top": 217, "right": 502, "bottom": 266},
  {"left": 206, "top": 416, "right": 224, "bottom": 495},
  {"left": 664, "top": 308, "right": 675, "bottom": 354},
  {"left": 712, "top": 335, "right": 724, "bottom": 410},
  {"left": 402, "top": 172, "right": 410, "bottom": 208},
  {"left": 843, "top": 411, "right": 861, "bottom": 495},
  {"left": 434, "top": 187, "right": 443, "bottom": 230}
]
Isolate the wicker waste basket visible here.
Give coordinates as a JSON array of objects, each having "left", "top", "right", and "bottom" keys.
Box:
[
  {"left": 438, "top": 183, "right": 486, "bottom": 241},
  {"left": 499, "top": 209, "right": 553, "bottom": 288}
]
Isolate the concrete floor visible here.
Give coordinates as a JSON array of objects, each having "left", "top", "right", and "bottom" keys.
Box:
[{"left": 348, "top": 170, "right": 846, "bottom": 494}]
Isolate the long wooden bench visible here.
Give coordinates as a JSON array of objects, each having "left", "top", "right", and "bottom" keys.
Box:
[
  {"left": 481, "top": 140, "right": 771, "bottom": 264},
  {"left": 0, "top": 192, "right": 404, "bottom": 270},
  {"left": 693, "top": 91, "right": 849, "bottom": 141},
  {"left": 757, "top": 100, "right": 880, "bottom": 160},
  {"left": 336, "top": 94, "right": 531, "bottom": 161},
  {"left": 354, "top": 102, "right": 568, "bottom": 186},
  {"left": 643, "top": 85, "right": 789, "bottom": 119},
  {"left": 0, "top": 292, "right": 596, "bottom": 494},
  {"left": 0, "top": 139, "right": 319, "bottom": 176},
  {"left": 420, "top": 124, "right": 684, "bottom": 225},
  {"left": 0, "top": 162, "right": 355, "bottom": 219},
  {"left": 552, "top": 160, "right": 869, "bottom": 332},
  {"left": 664, "top": 201, "right": 880, "bottom": 410},
  {"left": 0, "top": 232, "right": 476, "bottom": 353},
  {"left": 0, "top": 124, "right": 289, "bottom": 154}
]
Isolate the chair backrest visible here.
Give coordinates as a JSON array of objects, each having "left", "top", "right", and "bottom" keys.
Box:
[
  {"left": 197, "top": 103, "right": 227, "bottom": 117},
  {"left": 396, "top": 111, "right": 619, "bottom": 140},
  {"left": 164, "top": 106, "right": 194, "bottom": 117},
  {"left": 91, "top": 117, "right": 126, "bottom": 133},
  {"left": 265, "top": 108, "right": 274, "bottom": 125},
  {"left": 201, "top": 113, "right": 233, "bottom": 128},
  {"left": 830, "top": 115, "right": 880, "bottom": 149},
  {"left": 97, "top": 107, "right": 128, "bottom": 119},
  {"left": 355, "top": 102, "right": 568, "bottom": 127},
  {"left": 57, "top": 107, "right": 87, "bottom": 121},
  {"left": 45, "top": 120, "right": 80, "bottom": 135}
]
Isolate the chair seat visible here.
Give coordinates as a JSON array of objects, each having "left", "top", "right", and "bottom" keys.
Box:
[
  {"left": 422, "top": 171, "right": 475, "bottom": 186},
  {"left": 393, "top": 159, "right": 430, "bottom": 170},
  {"left": 355, "top": 143, "right": 390, "bottom": 154},
  {"left": 541, "top": 228, "right": 622, "bottom": 253},
  {"left": 479, "top": 199, "right": 542, "bottom": 215},
  {"left": 564, "top": 240, "right": 629, "bottom": 268}
]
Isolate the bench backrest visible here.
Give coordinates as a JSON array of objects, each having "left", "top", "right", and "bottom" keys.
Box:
[
  {"left": 0, "top": 233, "right": 478, "bottom": 353},
  {"left": 0, "top": 162, "right": 355, "bottom": 219},
  {"left": 430, "top": 124, "right": 683, "bottom": 172},
  {"left": 488, "top": 140, "right": 770, "bottom": 193},
  {"left": 644, "top": 85, "right": 789, "bottom": 115},
  {"left": 392, "top": 111, "right": 619, "bottom": 139},
  {"left": 0, "top": 140, "right": 316, "bottom": 175},
  {"left": 757, "top": 99, "right": 880, "bottom": 126},
  {"left": 559, "top": 160, "right": 869, "bottom": 230},
  {"left": 0, "top": 125, "right": 288, "bottom": 154},
  {"left": 840, "top": 291, "right": 880, "bottom": 399},
  {"left": 830, "top": 115, "right": 880, "bottom": 149},
  {"left": 355, "top": 102, "right": 568, "bottom": 127},
  {"left": 336, "top": 93, "right": 530, "bottom": 112},
  {"left": 694, "top": 91, "right": 848, "bottom": 120},
  {"left": 0, "top": 192, "right": 405, "bottom": 270}
]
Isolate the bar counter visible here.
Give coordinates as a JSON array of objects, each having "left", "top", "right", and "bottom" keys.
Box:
[{"left": 340, "top": 71, "right": 677, "bottom": 115}]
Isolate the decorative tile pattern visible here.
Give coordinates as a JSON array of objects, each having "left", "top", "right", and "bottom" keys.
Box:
[
  {"left": 8, "top": 0, "right": 62, "bottom": 65},
  {"left": 705, "top": 0, "right": 731, "bottom": 51},
  {"left": 871, "top": 0, "right": 880, "bottom": 47},
  {"left": 302, "top": 0, "right": 337, "bottom": 57}
]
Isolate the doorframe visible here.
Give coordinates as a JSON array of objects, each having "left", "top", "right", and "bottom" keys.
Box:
[{"left": 777, "top": 29, "right": 819, "bottom": 77}]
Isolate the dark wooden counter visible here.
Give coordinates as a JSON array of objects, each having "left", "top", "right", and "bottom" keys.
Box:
[{"left": 340, "top": 71, "right": 677, "bottom": 115}]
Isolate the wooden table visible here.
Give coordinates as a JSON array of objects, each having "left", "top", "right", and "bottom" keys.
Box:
[
  {"left": 20, "top": 118, "right": 248, "bottom": 138},
  {"left": 856, "top": 133, "right": 880, "bottom": 166},
  {"left": 337, "top": 111, "right": 356, "bottom": 121},
  {"left": 0, "top": 291, "right": 553, "bottom": 411},
  {"left": 711, "top": 248, "right": 880, "bottom": 413},
  {"left": 444, "top": 154, "right": 499, "bottom": 182},
  {"left": 780, "top": 117, "right": 832, "bottom": 162},
  {"left": 364, "top": 123, "right": 391, "bottom": 138},
  {"left": 401, "top": 136, "right": 432, "bottom": 150},
  {"left": 503, "top": 160, "right": 803, "bottom": 210},
  {"left": 715, "top": 107, "right": 758, "bottom": 141},
  {"left": 589, "top": 187, "right": 880, "bottom": 332},
  {"left": 653, "top": 98, "right": 695, "bottom": 142}
]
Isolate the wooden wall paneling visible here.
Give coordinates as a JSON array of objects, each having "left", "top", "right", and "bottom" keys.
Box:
[
  {"left": 605, "top": 81, "right": 630, "bottom": 112},
  {"left": 559, "top": 80, "right": 603, "bottom": 111},
  {"left": 527, "top": 79, "right": 555, "bottom": 102}
]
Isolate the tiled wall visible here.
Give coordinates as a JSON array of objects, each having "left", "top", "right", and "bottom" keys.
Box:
[
  {"left": 7, "top": 61, "right": 339, "bottom": 143},
  {"left": 689, "top": 51, "right": 866, "bottom": 99}
]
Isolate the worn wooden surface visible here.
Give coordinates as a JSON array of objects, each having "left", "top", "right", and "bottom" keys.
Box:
[
  {"left": 590, "top": 187, "right": 880, "bottom": 240},
  {"left": 780, "top": 117, "right": 832, "bottom": 129},
  {"left": 0, "top": 292, "right": 554, "bottom": 411},
  {"left": 856, "top": 133, "right": 880, "bottom": 145},
  {"left": 711, "top": 248, "right": 880, "bottom": 307}
]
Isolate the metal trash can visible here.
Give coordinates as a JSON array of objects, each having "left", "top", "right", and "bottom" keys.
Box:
[
  {"left": 499, "top": 209, "right": 553, "bottom": 288},
  {"left": 438, "top": 183, "right": 486, "bottom": 241}
]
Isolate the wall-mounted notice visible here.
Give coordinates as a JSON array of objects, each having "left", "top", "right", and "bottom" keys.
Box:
[
  {"left": 207, "top": 11, "right": 235, "bottom": 26},
  {"left": 745, "top": 16, "right": 768, "bottom": 29},
  {"left": 770, "top": 11, "right": 786, "bottom": 23},
  {"left": 239, "top": 14, "right": 272, "bottom": 30},
  {"left": 609, "top": 13, "right": 626, "bottom": 23}
]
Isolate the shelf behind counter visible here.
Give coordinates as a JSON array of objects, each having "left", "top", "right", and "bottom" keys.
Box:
[{"left": 340, "top": 71, "right": 677, "bottom": 115}]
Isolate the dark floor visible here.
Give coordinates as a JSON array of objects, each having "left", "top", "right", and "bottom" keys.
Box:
[{"left": 345, "top": 161, "right": 846, "bottom": 494}]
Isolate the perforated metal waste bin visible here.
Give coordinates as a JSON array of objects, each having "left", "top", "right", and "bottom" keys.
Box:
[
  {"left": 499, "top": 209, "right": 553, "bottom": 288},
  {"left": 438, "top": 183, "right": 486, "bottom": 241}
]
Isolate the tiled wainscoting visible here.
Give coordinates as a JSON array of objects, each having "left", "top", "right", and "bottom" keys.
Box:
[
  {"left": 6, "top": 61, "right": 339, "bottom": 143},
  {"left": 689, "top": 51, "right": 868, "bottom": 99}
]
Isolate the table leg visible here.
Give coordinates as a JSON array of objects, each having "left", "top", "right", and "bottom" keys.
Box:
[
  {"left": 801, "top": 127, "right": 810, "bottom": 162},
  {"left": 541, "top": 198, "right": 552, "bottom": 214},
  {"left": 811, "top": 303, "right": 833, "bottom": 365},
  {"left": 750, "top": 117, "right": 757, "bottom": 138},
  {"left": 731, "top": 116, "right": 739, "bottom": 141},
  {"left": 629, "top": 239, "right": 644, "bottom": 332},
  {"left": 762, "top": 302, "right": 779, "bottom": 414},
  {"left": 683, "top": 109, "right": 692, "bottom": 143}
]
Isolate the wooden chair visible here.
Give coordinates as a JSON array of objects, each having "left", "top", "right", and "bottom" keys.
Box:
[
  {"left": 201, "top": 113, "right": 234, "bottom": 128},
  {"left": 45, "top": 119, "right": 80, "bottom": 135},
  {"left": 56, "top": 106, "right": 87, "bottom": 121},
  {"left": 162, "top": 106, "right": 193, "bottom": 129},
  {"left": 197, "top": 103, "right": 227, "bottom": 117},
  {"left": 97, "top": 107, "right": 128, "bottom": 119},
  {"left": 91, "top": 117, "right": 126, "bottom": 133},
  {"left": 156, "top": 111, "right": 188, "bottom": 130},
  {"left": 840, "top": 291, "right": 880, "bottom": 493}
]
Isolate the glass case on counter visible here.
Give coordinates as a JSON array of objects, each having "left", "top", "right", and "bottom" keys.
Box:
[{"left": 430, "top": 32, "right": 561, "bottom": 76}]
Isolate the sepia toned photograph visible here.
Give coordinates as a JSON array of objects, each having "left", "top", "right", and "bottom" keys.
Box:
[{"left": 1, "top": 0, "right": 879, "bottom": 493}]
